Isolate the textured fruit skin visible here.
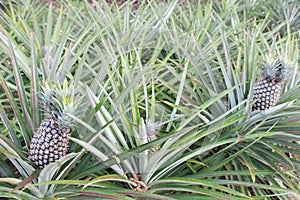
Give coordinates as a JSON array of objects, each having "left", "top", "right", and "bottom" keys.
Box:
[
  {"left": 252, "top": 58, "right": 291, "bottom": 111},
  {"left": 253, "top": 79, "right": 282, "bottom": 111},
  {"left": 28, "top": 117, "right": 70, "bottom": 168}
]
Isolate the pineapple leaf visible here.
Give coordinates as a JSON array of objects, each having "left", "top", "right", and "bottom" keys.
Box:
[{"left": 38, "top": 153, "right": 78, "bottom": 196}]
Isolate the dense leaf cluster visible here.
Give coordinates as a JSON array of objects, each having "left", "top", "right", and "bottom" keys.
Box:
[{"left": 0, "top": 0, "right": 299, "bottom": 199}]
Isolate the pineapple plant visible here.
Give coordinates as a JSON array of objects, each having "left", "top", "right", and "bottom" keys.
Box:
[
  {"left": 1, "top": 0, "right": 300, "bottom": 199},
  {"left": 252, "top": 58, "right": 290, "bottom": 111},
  {"left": 28, "top": 80, "right": 82, "bottom": 168}
]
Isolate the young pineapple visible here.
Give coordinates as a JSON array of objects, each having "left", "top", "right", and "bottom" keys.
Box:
[
  {"left": 146, "top": 119, "right": 160, "bottom": 152},
  {"left": 253, "top": 58, "right": 290, "bottom": 111},
  {"left": 29, "top": 80, "right": 82, "bottom": 168}
]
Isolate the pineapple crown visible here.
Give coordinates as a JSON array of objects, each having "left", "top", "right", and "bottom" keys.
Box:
[
  {"left": 41, "top": 79, "right": 84, "bottom": 130},
  {"left": 262, "top": 58, "right": 291, "bottom": 82}
]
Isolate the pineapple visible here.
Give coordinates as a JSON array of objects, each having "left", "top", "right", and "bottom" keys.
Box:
[
  {"left": 29, "top": 80, "right": 82, "bottom": 168},
  {"left": 146, "top": 119, "right": 160, "bottom": 152},
  {"left": 253, "top": 58, "right": 290, "bottom": 111}
]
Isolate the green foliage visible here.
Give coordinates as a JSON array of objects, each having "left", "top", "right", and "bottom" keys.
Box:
[
  {"left": 0, "top": 0, "right": 299, "bottom": 199},
  {"left": 41, "top": 80, "right": 84, "bottom": 129}
]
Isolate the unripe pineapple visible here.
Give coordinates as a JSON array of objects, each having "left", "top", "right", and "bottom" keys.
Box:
[
  {"left": 253, "top": 58, "right": 290, "bottom": 111},
  {"left": 146, "top": 119, "right": 160, "bottom": 152},
  {"left": 29, "top": 80, "right": 82, "bottom": 168}
]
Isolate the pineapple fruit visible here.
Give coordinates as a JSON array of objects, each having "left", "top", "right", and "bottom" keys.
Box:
[
  {"left": 146, "top": 119, "right": 160, "bottom": 152},
  {"left": 29, "top": 80, "right": 81, "bottom": 168},
  {"left": 253, "top": 58, "right": 290, "bottom": 111}
]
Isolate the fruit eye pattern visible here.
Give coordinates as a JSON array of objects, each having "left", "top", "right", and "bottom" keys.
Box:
[
  {"left": 29, "top": 117, "right": 70, "bottom": 168},
  {"left": 252, "top": 59, "right": 290, "bottom": 111},
  {"left": 252, "top": 79, "right": 281, "bottom": 111},
  {"left": 28, "top": 81, "right": 79, "bottom": 168}
]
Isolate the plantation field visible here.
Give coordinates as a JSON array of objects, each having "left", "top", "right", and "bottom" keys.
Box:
[{"left": 0, "top": 0, "right": 299, "bottom": 199}]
